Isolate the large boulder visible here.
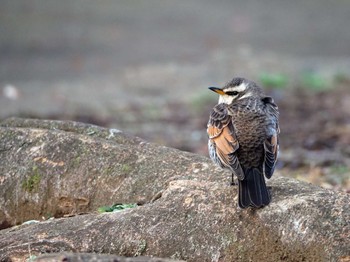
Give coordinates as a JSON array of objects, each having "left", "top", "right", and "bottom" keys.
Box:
[
  {"left": 34, "top": 253, "right": 183, "bottom": 262},
  {"left": 0, "top": 117, "right": 224, "bottom": 228},
  {"left": 0, "top": 118, "right": 349, "bottom": 262}
]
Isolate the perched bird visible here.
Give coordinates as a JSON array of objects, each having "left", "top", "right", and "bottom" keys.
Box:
[{"left": 207, "top": 77, "right": 279, "bottom": 208}]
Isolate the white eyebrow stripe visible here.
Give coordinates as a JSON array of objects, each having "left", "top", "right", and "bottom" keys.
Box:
[{"left": 225, "top": 82, "right": 247, "bottom": 93}]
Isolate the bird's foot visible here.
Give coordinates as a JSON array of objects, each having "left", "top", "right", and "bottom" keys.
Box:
[{"left": 230, "top": 174, "right": 237, "bottom": 186}]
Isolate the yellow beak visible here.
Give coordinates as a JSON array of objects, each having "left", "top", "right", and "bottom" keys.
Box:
[{"left": 208, "top": 87, "right": 225, "bottom": 95}]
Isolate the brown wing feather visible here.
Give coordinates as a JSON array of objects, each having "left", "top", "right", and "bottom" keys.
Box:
[
  {"left": 207, "top": 104, "right": 244, "bottom": 180},
  {"left": 212, "top": 124, "right": 238, "bottom": 159}
]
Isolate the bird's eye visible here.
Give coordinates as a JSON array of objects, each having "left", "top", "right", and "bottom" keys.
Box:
[{"left": 225, "top": 91, "right": 239, "bottom": 96}]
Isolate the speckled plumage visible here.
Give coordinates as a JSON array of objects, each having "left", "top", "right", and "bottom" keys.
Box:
[{"left": 207, "top": 77, "right": 279, "bottom": 208}]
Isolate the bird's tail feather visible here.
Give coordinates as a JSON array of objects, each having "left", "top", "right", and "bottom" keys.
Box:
[{"left": 238, "top": 168, "right": 271, "bottom": 208}]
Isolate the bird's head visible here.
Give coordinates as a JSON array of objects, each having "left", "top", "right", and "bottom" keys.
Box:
[{"left": 209, "top": 77, "right": 262, "bottom": 105}]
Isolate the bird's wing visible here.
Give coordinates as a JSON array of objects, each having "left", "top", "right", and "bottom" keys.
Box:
[
  {"left": 263, "top": 96, "right": 280, "bottom": 179},
  {"left": 207, "top": 103, "right": 244, "bottom": 180}
]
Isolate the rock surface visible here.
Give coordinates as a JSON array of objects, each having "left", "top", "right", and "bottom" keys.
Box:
[
  {"left": 34, "top": 253, "right": 183, "bottom": 262},
  {"left": 0, "top": 118, "right": 349, "bottom": 262},
  {"left": 0, "top": 117, "right": 224, "bottom": 228}
]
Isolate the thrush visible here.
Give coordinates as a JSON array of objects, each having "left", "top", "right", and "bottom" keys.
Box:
[{"left": 207, "top": 77, "right": 279, "bottom": 208}]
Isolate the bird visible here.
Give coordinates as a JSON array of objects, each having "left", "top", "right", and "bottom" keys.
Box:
[{"left": 207, "top": 77, "right": 279, "bottom": 208}]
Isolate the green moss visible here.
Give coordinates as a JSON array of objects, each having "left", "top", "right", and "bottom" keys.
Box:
[
  {"left": 26, "top": 255, "right": 37, "bottom": 262},
  {"left": 135, "top": 239, "right": 147, "bottom": 256},
  {"left": 86, "top": 128, "right": 97, "bottom": 135},
  {"left": 103, "top": 166, "right": 114, "bottom": 175},
  {"left": 44, "top": 213, "right": 53, "bottom": 219},
  {"left": 72, "top": 156, "right": 81, "bottom": 167},
  {"left": 121, "top": 164, "right": 132, "bottom": 174},
  {"left": 22, "top": 166, "right": 41, "bottom": 193},
  {"left": 98, "top": 203, "right": 137, "bottom": 213},
  {"left": 170, "top": 251, "right": 182, "bottom": 260}
]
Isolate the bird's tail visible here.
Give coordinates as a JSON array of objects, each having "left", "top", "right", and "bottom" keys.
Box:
[{"left": 238, "top": 168, "right": 271, "bottom": 208}]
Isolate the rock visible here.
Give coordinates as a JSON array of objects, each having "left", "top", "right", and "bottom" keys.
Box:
[
  {"left": 0, "top": 118, "right": 349, "bottom": 262},
  {"left": 34, "top": 253, "right": 183, "bottom": 262},
  {"left": 0, "top": 117, "right": 223, "bottom": 228}
]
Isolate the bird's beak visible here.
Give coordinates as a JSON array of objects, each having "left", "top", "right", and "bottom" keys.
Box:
[{"left": 208, "top": 87, "right": 225, "bottom": 95}]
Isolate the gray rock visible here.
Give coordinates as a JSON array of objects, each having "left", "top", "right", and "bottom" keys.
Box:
[
  {"left": 34, "top": 253, "right": 183, "bottom": 262},
  {"left": 0, "top": 118, "right": 349, "bottom": 262},
  {"left": 0, "top": 117, "right": 223, "bottom": 228}
]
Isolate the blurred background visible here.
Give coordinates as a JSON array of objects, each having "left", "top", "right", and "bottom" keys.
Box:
[{"left": 1, "top": 0, "right": 349, "bottom": 191}]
